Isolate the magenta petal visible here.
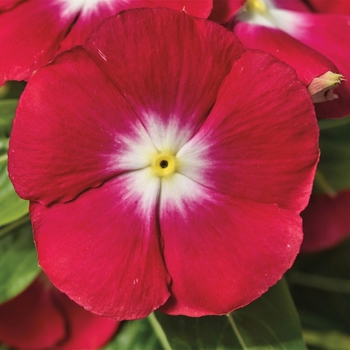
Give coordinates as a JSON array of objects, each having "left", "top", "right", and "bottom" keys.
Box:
[
  {"left": 0, "top": 0, "right": 24, "bottom": 11},
  {"left": 53, "top": 290, "right": 119, "bottom": 349},
  {"left": 160, "top": 193, "right": 302, "bottom": 315},
  {"left": 0, "top": 0, "right": 77, "bottom": 84},
  {"left": 59, "top": 0, "right": 212, "bottom": 52},
  {"left": 0, "top": 277, "right": 65, "bottom": 349},
  {"left": 9, "top": 46, "right": 149, "bottom": 205},
  {"left": 307, "top": 0, "right": 350, "bottom": 15},
  {"left": 232, "top": 21, "right": 338, "bottom": 87},
  {"left": 185, "top": 50, "right": 319, "bottom": 212},
  {"left": 301, "top": 190, "right": 350, "bottom": 253},
  {"left": 84, "top": 8, "right": 243, "bottom": 140},
  {"left": 272, "top": 0, "right": 311, "bottom": 11},
  {"left": 32, "top": 174, "right": 170, "bottom": 320},
  {"left": 279, "top": 12, "right": 350, "bottom": 118}
]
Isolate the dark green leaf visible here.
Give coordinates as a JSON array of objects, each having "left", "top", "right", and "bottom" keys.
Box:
[
  {"left": 288, "top": 239, "right": 350, "bottom": 349},
  {"left": 154, "top": 278, "right": 305, "bottom": 350},
  {"left": 104, "top": 318, "right": 162, "bottom": 350},
  {"left": 105, "top": 279, "right": 305, "bottom": 350},
  {"left": 314, "top": 116, "right": 350, "bottom": 194},
  {"left": 0, "top": 99, "right": 18, "bottom": 139},
  {"left": 0, "top": 220, "right": 40, "bottom": 304},
  {"left": 0, "top": 81, "right": 26, "bottom": 100}
]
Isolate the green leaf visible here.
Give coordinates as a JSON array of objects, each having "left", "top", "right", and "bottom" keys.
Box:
[
  {"left": 314, "top": 115, "right": 350, "bottom": 194},
  {"left": 0, "top": 99, "right": 28, "bottom": 226},
  {"left": 0, "top": 99, "right": 18, "bottom": 139},
  {"left": 0, "top": 161, "right": 29, "bottom": 226},
  {"left": 288, "top": 239, "right": 350, "bottom": 349},
  {"left": 104, "top": 318, "right": 162, "bottom": 350},
  {"left": 156, "top": 278, "right": 305, "bottom": 350},
  {"left": 0, "top": 219, "right": 40, "bottom": 304},
  {"left": 105, "top": 279, "right": 305, "bottom": 350},
  {"left": 0, "top": 81, "right": 26, "bottom": 100}
]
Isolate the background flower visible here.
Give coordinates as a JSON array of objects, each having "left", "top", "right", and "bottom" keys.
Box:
[
  {"left": 226, "top": 0, "right": 350, "bottom": 119},
  {"left": 0, "top": 273, "right": 119, "bottom": 349},
  {"left": 0, "top": 0, "right": 212, "bottom": 85}
]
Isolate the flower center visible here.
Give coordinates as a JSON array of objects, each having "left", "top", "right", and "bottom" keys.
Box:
[
  {"left": 245, "top": 0, "right": 267, "bottom": 14},
  {"left": 151, "top": 152, "right": 177, "bottom": 177}
]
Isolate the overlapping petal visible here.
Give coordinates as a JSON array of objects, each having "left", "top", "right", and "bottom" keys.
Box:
[
  {"left": 58, "top": 0, "right": 213, "bottom": 52},
  {"left": 84, "top": 8, "right": 244, "bottom": 143},
  {"left": 0, "top": 0, "right": 77, "bottom": 84},
  {"left": 160, "top": 192, "right": 302, "bottom": 315},
  {"left": 32, "top": 173, "right": 170, "bottom": 320},
  {"left": 9, "top": 47, "right": 156, "bottom": 205},
  {"left": 231, "top": 22, "right": 338, "bottom": 87},
  {"left": 179, "top": 50, "right": 319, "bottom": 212},
  {"left": 0, "top": 0, "right": 212, "bottom": 84},
  {"left": 229, "top": 2, "right": 350, "bottom": 118},
  {"left": 276, "top": 11, "right": 350, "bottom": 118}
]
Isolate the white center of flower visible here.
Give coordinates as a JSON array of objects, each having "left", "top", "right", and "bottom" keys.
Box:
[{"left": 115, "top": 117, "right": 212, "bottom": 214}]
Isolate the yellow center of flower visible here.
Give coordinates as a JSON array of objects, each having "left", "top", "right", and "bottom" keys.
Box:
[
  {"left": 245, "top": 0, "right": 267, "bottom": 14},
  {"left": 151, "top": 152, "right": 177, "bottom": 177}
]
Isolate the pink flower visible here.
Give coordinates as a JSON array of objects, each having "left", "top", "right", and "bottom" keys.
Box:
[
  {"left": 9, "top": 8, "right": 319, "bottom": 320},
  {"left": 227, "top": 0, "right": 350, "bottom": 119},
  {"left": 0, "top": 0, "right": 212, "bottom": 85},
  {"left": 301, "top": 189, "right": 350, "bottom": 253},
  {"left": 0, "top": 273, "right": 119, "bottom": 349}
]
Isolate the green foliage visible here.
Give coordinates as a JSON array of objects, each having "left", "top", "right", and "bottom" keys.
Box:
[
  {"left": 288, "top": 239, "right": 350, "bottom": 349},
  {"left": 0, "top": 220, "right": 40, "bottom": 304},
  {"left": 105, "top": 318, "right": 163, "bottom": 350},
  {"left": 0, "top": 99, "right": 28, "bottom": 226},
  {"left": 105, "top": 279, "right": 305, "bottom": 350},
  {"left": 315, "top": 116, "right": 350, "bottom": 194}
]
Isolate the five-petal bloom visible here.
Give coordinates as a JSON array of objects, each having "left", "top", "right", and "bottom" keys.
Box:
[{"left": 9, "top": 8, "right": 319, "bottom": 320}]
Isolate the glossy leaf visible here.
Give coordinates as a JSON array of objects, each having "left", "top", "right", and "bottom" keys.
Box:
[
  {"left": 0, "top": 220, "right": 40, "bottom": 304},
  {"left": 0, "top": 99, "right": 28, "bottom": 226},
  {"left": 106, "top": 278, "right": 305, "bottom": 350},
  {"left": 314, "top": 116, "right": 350, "bottom": 194}
]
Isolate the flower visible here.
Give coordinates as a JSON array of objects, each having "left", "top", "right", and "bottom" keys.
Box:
[
  {"left": 301, "top": 189, "right": 350, "bottom": 253},
  {"left": 0, "top": 0, "right": 212, "bottom": 85},
  {"left": 9, "top": 8, "right": 319, "bottom": 320},
  {"left": 227, "top": 0, "right": 350, "bottom": 119},
  {"left": 0, "top": 273, "right": 119, "bottom": 349}
]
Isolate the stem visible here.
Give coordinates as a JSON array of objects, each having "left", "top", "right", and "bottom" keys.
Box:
[
  {"left": 227, "top": 314, "right": 248, "bottom": 350},
  {"left": 147, "top": 313, "right": 172, "bottom": 350},
  {"left": 289, "top": 271, "right": 350, "bottom": 294},
  {"left": 0, "top": 215, "right": 30, "bottom": 238}
]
